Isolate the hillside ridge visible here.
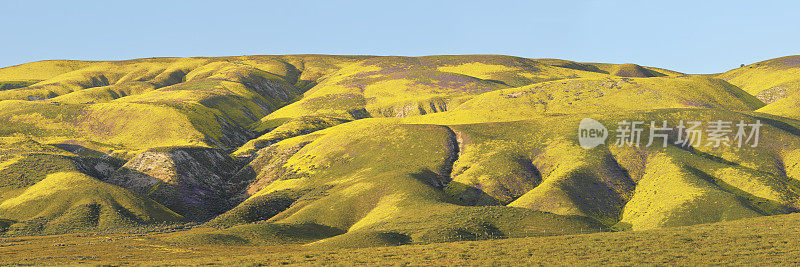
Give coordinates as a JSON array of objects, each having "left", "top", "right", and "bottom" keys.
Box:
[{"left": 1, "top": 54, "right": 799, "bottom": 249}]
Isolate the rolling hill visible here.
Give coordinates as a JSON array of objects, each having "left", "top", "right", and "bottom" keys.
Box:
[
  {"left": 719, "top": 55, "right": 800, "bottom": 104},
  {"left": 1, "top": 54, "right": 800, "bottom": 253}
]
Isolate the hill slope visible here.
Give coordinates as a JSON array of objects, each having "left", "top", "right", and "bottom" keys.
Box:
[
  {"left": 3, "top": 207, "right": 800, "bottom": 265},
  {"left": 0, "top": 171, "right": 182, "bottom": 235},
  {"left": 719, "top": 55, "right": 800, "bottom": 103},
  {"left": 1, "top": 54, "right": 800, "bottom": 253}
]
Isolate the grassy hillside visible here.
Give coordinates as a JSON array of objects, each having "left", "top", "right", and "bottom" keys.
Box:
[
  {"left": 256, "top": 55, "right": 686, "bottom": 124},
  {"left": 165, "top": 108, "right": 800, "bottom": 247},
  {"left": 0, "top": 60, "right": 95, "bottom": 82},
  {"left": 0, "top": 56, "right": 369, "bottom": 152},
  {"left": 719, "top": 55, "right": 800, "bottom": 103},
  {"left": 172, "top": 212, "right": 800, "bottom": 265},
  {"left": 406, "top": 75, "right": 763, "bottom": 124},
  {"left": 0, "top": 171, "right": 182, "bottom": 235},
  {"left": 196, "top": 119, "right": 606, "bottom": 247},
  {"left": 3, "top": 211, "right": 800, "bottom": 265},
  {"left": 717, "top": 55, "right": 800, "bottom": 120},
  {"left": 158, "top": 212, "right": 800, "bottom": 265},
  {"left": 758, "top": 91, "right": 800, "bottom": 119},
  {"left": 2, "top": 54, "right": 800, "bottom": 264}
]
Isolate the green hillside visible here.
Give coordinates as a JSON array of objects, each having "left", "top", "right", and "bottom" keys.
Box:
[
  {"left": 156, "top": 212, "right": 800, "bottom": 265},
  {"left": 3, "top": 207, "right": 800, "bottom": 265},
  {"left": 719, "top": 55, "right": 800, "bottom": 103},
  {"left": 1, "top": 54, "right": 800, "bottom": 258},
  {"left": 0, "top": 171, "right": 182, "bottom": 235}
]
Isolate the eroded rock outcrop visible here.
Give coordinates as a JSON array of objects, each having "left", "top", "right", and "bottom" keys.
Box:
[{"left": 107, "top": 147, "right": 240, "bottom": 221}]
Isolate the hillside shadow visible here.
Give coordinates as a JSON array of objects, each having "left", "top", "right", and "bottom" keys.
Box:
[{"left": 752, "top": 115, "right": 800, "bottom": 136}]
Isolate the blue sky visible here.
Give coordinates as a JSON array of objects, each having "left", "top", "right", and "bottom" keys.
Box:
[{"left": 1, "top": 0, "right": 798, "bottom": 73}]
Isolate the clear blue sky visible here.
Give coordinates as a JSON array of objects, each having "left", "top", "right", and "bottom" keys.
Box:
[{"left": 1, "top": 0, "right": 798, "bottom": 74}]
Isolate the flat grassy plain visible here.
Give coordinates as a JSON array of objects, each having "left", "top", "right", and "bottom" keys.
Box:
[{"left": 2, "top": 212, "right": 800, "bottom": 265}]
